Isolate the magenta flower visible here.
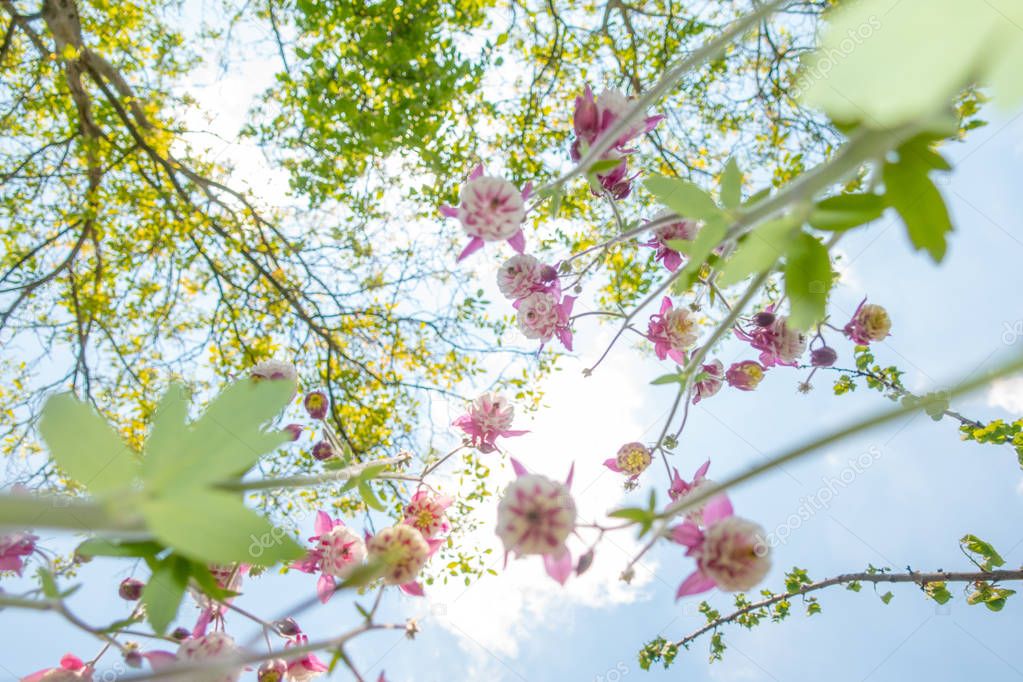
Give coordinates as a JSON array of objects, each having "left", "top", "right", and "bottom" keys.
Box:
[
  {"left": 0, "top": 532, "right": 37, "bottom": 576},
  {"left": 647, "top": 297, "right": 699, "bottom": 364},
  {"left": 21, "top": 654, "right": 92, "bottom": 681},
  {"left": 725, "top": 360, "right": 766, "bottom": 391},
  {"left": 303, "top": 391, "right": 328, "bottom": 420},
  {"left": 735, "top": 314, "right": 806, "bottom": 367},
  {"left": 844, "top": 298, "right": 891, "bottom": 345},
  {"left": 515, "top": 291, "right": 576, "bottom": 351},
  {"left": 571, "top": 86, "right": 663, "bottom": 159},
  {"left": 173, "top": 633, "right": 241, "bottom": 682},
  {"left": 643, "top": 212, "right": 701, "bottom": 272},
  {"left": 603, "top": 442, "right": 652, "bottom": 479},
  {"left": 453, "top": 392, "right": 527, "bottom": 453},
  {"left": 366, "top": 525, "right": 430, "bottom": 596},
  {"left": 671, "top": 496, "right": 771, "bottom": 598},
  {"left": 440, "top": 164, "right": 530, "bottom": 261},
  {"left": 403, "top": 490, "right": 453, "bottom": 554},
  {"left": 293, "top": 511, "right": 366, "bottom": 604},
  {"left": 285, "top": 635, "right": 329, "bottom": 681},
  {"left": 497, "top": 459, "right": 577, "bottom": 585},
  {"left": 497, "top": 254, "right": 560, "bottom": 301},
  {"left": 593, "top": 154, "right": 638, "bottom": 199},
  {"left": 693, "top": 360, "right": 724, "bottom": 404},
  {"left": 668, "top": 460, "right": 715, "bottom": 525}
]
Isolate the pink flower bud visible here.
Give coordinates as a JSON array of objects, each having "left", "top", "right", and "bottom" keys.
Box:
[
  {"left": 283, "top": 424, "right": 303, "bottom": 442},
  {"left": 311, "top": 441, "right": 334, "bottom": 461},
  {"left": 811, "top": 346, "right": 838, "bottom": 367},
  {"left": 303, "top": 391, "right": 329, "bottom": 420},
  {"left": 752, "top": 311, "right": 776, "bottom": 327},
  {"left": 118, "top": 577, "right": 144, "bottom": 601}
]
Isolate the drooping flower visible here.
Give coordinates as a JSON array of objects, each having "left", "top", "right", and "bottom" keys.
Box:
[
  {"left": 693, "top": 360, "right": 725, "bottom": 404},
  {"left": 119, "top": 577, "right": 144, "bottom": 601},
  {"left": 844, "top": 298, "right": 891, "bottom": 345},
  {"left": 811, "top": 345, "right": 838, "bottom": 367},
  {"left": 668, "top": 460, "right": 715, "bottom": 525},
  {"left": 497, "top": 254, "right": 560, "bottom": 301},
  {"left": 515, "top": 291, "right": 576, "bottom": 351},
  {"left": 735, "top": 314, "right": 806, "bottom": 367},
  {"left": 0, "top": 532, "right": 37, "bottom": 576},
  {"left": 403, "top": 490, "right": 452, "bottom": 553},
  {"left": 604, "top": 442, "right": 652, "bottom": 479},
  {"left": 293, "top": 512, "right": 366, "bottom": 604},
  {"left": 496, "top": 459, "right": 577, "bottom": 585},
  {"left": 311, "top": 441, "right": 335, "bottom": 461},
  {"left": 647, "top": 297, "right": 699, "bottom": 364},
  {"left": 21, "top": 654, "right": 92, "bottom": 681},
  {"left": 571, "top": 86, "right": 664, "bottom": 159},
  {"left": 452, "top": 392, "right": 527, "bottom": 453},
  {"left": 284, "top": 635, "right": 329, "bottom": 681},
  {"left": 440, "top": 165, "right": 530, "bottom": 261},
  {"left": 671, "top": 496, "right": 771, "bottom": 597},
  {"left": 643, "top": 212, "right": 701, "bottom": 272},
  {"left": 592, "top": 154, "right": 638, "bottom": 199},
  {"left": 251, "top": 360, "right": 298, "bottom": 384},
  {"left": 366, "top": 525, "right": 430, "bottom": 595},
  {"left": 725, "top": 361, "right": 766, "bottom": 391},
  {"left": 172, "top": 633, "right": 241, "bottom": 682},
  {"left": 283, "top": 424, "right": 303, "bottom": 442},
  {"left": 303, "top": 391, "right": 328, "bottom": 420},
  {"left": 257, "top": 660, "right": 288, "bottom": 682}
]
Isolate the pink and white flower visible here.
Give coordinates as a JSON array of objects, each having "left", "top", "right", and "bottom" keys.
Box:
[
  {"left": 515, "top": 291, "right": 576, "bottom": 351},
  {"left": 293, "top": 512, "right": 366, "bottom": 604},
  {"left": 643, "top": 212, "right": 701, "bottom": 272},
  {"left": 403, "top": 490, "right": 452, "bottom": 554},
  {"left": 725, "top": 360, "right": 766, "bottom": 391},
  {"left": 496, "top": 459, "right": 577, "bottom": 585},
  {"left": 173, "top": 633, "right": 241, "bottom": 682},
  {"left": 604, "top": 442, "right": 652, "bottom": 479},
  {"left": 366, "top": 525, "right": 430, "bottom": 595},
  {"left": 21, "top": 654, "right": 92, "bottom": 681},
  {"left": 647, "top": 297, "right": 699, "bottom": 364},
  {"left": 251, "top": 360, "right": 298, "bottom": 384},
  {"left": 735, "top": 314, "right": 806, "bottom": 367},
  {"left": 284, "top": 635, "right": 328, "bottom": 681},
  {"left": 440, "top": 165, "right": 530, "bottom": 261},
  {"left": 844, "top": 298, "right": 891, "bottom": 345},
  {"left": 671, "top": 496, "right": 771, "bottom": 598},
  {"left": 257, "top": 660, "right": 288, "bottom": 682},
  {"left": 571, "top": 86, "right": 664, "bottom": 159},
  {"left": 452, "top": 392, "right": 527, "bottom": 453},
  {"left": 497, "top": 254, "right": 559, "bottom": 301},
  {"left": 693, "top": 360, "right": 724, "bottom": 404},
  {"left": 0, "top": 532, "right": 37, "bottom": 576},
  {"left": 668, "top": 460, "right": 714, "bottom": 525}
]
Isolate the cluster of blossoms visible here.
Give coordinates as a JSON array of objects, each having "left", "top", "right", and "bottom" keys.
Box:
[
  {"left": 495, "top": 252, "right": 575, "bottom": 351},
  {"left": 571, "top": 86, "right": 664, "bottom": 198},
  {"left": 453, "top": 392, "right": 527, "bottom": 452}
]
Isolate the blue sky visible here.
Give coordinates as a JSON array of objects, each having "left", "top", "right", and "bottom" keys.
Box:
[{"left": 4, "top": 21, "right": 1023, "bottom": 682}]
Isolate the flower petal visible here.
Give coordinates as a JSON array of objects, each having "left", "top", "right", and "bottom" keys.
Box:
[
  {"left": 702, "top": 493, "right": 734, "bottom": 526},
  {"left": 510, "top": 458, "right": 529, "bottom": 477},
  {"left": 603, "top": 458, "right": 622, "bottom": 472},
  {"left": 399, "top": 581, "right": 425, "bottom": 596},
  {"left": 676, "top": 570, "right": 716, "bottom": 599},
  {"left": 317, "top": 574, "right": 336, "bottom": 604},
  {"left": 457, "top": 237, "right": 485, "bottom": 262},
  {"left": 508, "top": 230, "right": 526, "bottom": 254},
  {"left": 543, "top": 548, "right": 573, "bottom": 585}
]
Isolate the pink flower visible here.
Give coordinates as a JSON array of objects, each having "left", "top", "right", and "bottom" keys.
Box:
[
  {"left": 668, "top": 460, "right": 714, "bottom": 525},
  {"left": 403, "top": 490, "right": 452, "bottom": 554},
  {"left": 603, "top": 442, "right": 652, "bottom": 479},
  {"left": 725, "top": 361, "right": 766, "bottom": 391},
  {"left": 257, "top": 660, "right": 288, "bottom": 682},
  {"left": 191, "top": 564, "right": 248, "bottom": 618},
  {"left": 735, "top": 315, "right": 806, "bottom": 367},
  {"left": 496, "top": 459, "right": 577, "bottom": 585},
  {"left": 21, "top": 654, "right": 92, "bottom": 681},
  {"left": 515, "top": 291, "right": 576, "bottom": 350},
  {"left": 303, "top": 391, "right": 328, "bottom": 420},
  {"left": 311, "top": 441, "right": 335, "bottom": 461},
  {"left": 293, "top": 512, "right": 366, "bottom": 604},
  {"left": 452, "top": 392, "right": 527, "bottom": 453},
  {"left": 571, "top": 86, "right": 663, "bottom": 159},
  {"left": 497, "top": 254, "right": 559, "bottom": 301},
  {"left": 366, "top": 525, "right": 430, "bottom": 595},
  {"left": 671, "top": 496, "right": 771, "bottom": 598},
  {"left": 252, "top": 360, "right": 298, "bottom": 383},
  {"left": 643, "top": 212, "right": 701, "bottom": 272},
  {"left": 693, "top": 360, "right": 724, "bottom": 404},
  {"left": 592, "top": 154, "right": 638, "bottom": 199},
  {"left": 844, "top": 298, "right": 891, "bottom": 345},
  {"left": 647, "top": 297, "right": 699, "bottom": 363},
  {"left": 0, "top": 532, "right": 37, "bottom": 576},
  {"left": 440, "top": 165, "right": 530, "bottom": 261},
  {"left": 285, "top": 635, "right": 328, "bottom": 681},
  {"left": 172, "top": 633, "right": 241, "bottom": 682}
]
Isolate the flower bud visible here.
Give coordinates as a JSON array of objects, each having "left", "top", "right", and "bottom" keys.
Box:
[
  {"left": 811, "top": 346, "right": 838, "bottom": 367},
  {"left": 118, "top": 577, "right": 144, "bottom": 601},
  {"left": 283, "top": 423, "right": 302, "bottom": 441},
  {"left": 124, "top": 649, "right": 143, "bottom": 669},
  {"left": 752, "top": 311, "right": 776, "bottom": 327},
  {"left": 275, "top": 617, "right": 302, "bottom": 637},
  {"left": 258, "top": 659, "right": 288, "bottom": 682},
  {"left": 303, "top": 391, "right": 329, "bottom": 420},
  {"left": 311, "top": 441, "right": 335, "bottom": 461},
  {"left": 576, "top": 548, "right": 595, "bottom": 576},
  {"left": 170, "top": 627, "right": 190, "bottom": 641}
]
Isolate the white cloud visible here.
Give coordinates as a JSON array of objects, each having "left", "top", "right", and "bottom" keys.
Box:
[{"left": 987, "top": 375, "right": 1023, "bottom": 415}]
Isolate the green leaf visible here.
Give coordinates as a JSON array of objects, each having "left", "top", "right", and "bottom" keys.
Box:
[
  {"left": 809, "top": 193, "right": 886, "bottom": 231},
  {"left": 37, "top": 568, "right": 59, "bottom": 598},
  {"left": 883, "top": 156, "right": 953, "bottom": 263},
  {"left": 717, "top": 216, "right": 798, "bottom": 286},
  {"left": 141, "top": 490, "right": 303, "bottom": 566},
  {"left": 608, "top": 507, "right": 653, "bottom": 523},
  {"left": 784, "top": 233, "right": 832, "bottom": 329},
  {"left": 145, "top": 379, "right": 294, "bottom": 492},
  {"left": 650, "top": 373, "right": 683, "bottom": 386},
  {"left": 358, "top": 479, "right": 386, "bottom": 512},
  {"left": 142, "top": 383, "right": 191, "bottom": 484},
  {"left": 671, "top": 216, "right": 728, "bottom": 294},
  {"left": 880, "top": 591, "right": 894, "bottom": 605},
  {"left": 925, "top": 582, "right": 952, "bottom": 605},
  {"left": 644, "top": 176, "right": 722, "bottom": 222},
  {"left": 75, "top": 538, "right": 162, "bottom": 559},
  {"left": 588, "top": 158, "right": 625, "bottom": 176},
  {"left": 719, "top": 158, "right": 743, "bottom": 209},
  {"left": 188, "top": 560, "right": 239, "bottom": 601},
  {"left": 39, "top": 393, "right": 140, "bottom": 496},
  {"left": 142, "top": 556, "right": 189, "bottom": 634},
  {"left": 960, "top": 534, "right": 1005, "bottom": 570},
  {"left": 336, "top": 558, "right": 387, "bottom": 590}
]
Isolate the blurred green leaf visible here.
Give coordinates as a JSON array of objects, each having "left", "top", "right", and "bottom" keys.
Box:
[
  {"left": 644, "top": 176, "right": 722, "bottom": 222},
  {"left": 784, "top": 233, "right": 832, "bottom": 329}
]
